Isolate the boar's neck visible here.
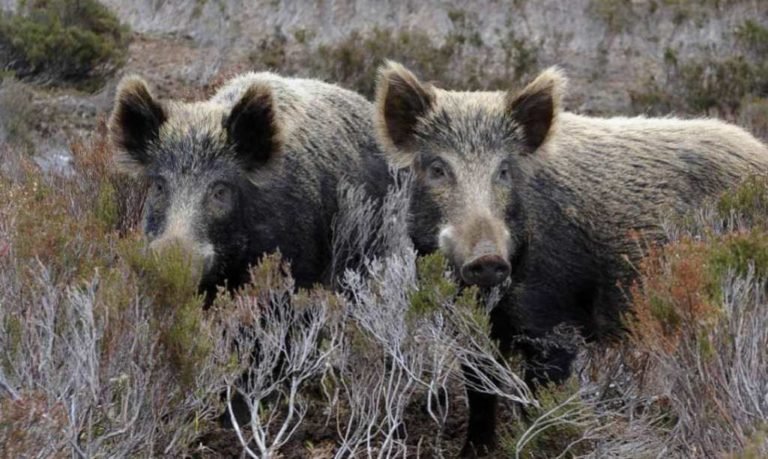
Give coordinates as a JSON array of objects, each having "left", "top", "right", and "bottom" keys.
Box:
[{"left": 243, "top": 159, "right": 339, "bottom": 290}]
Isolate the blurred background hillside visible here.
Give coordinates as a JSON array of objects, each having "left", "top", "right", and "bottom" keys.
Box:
[{"left": 1, "top": 0, "right": 766, "bottom": 172}]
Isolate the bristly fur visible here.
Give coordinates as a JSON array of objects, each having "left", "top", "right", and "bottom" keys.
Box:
[
  {"left": 108, "top": 75, "right": 167, "bottom": 176},
  {"left": 505, "top": 66, "right": 566, "bottom": 153},
  {"left": 108, "top": 71, "right": 390, "bottom": 297},
  {"left": 375, "top": 60, "right": 436, "bottom": 168},
  {"left": 373, "top": 61, "right": 768, "bottom": 457},
  {"left": 224, "top": 83, "right": 285, "bottom": 176}
]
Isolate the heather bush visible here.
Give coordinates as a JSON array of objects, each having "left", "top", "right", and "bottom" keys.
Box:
[
  {"left": 600, "top": 176, "right": 768, "bottom": 456},
  {"left": 1, "top": 120, "right": 767, "bottom": 456},
  {"left": 0, "top": 136, "right": 228, "bottom": 456},
  {"left": 0, "top": 136, "right": 535, "bottom": 456},
  {"left": 0, "top": 0, "right": 130, "bottom": 87}
]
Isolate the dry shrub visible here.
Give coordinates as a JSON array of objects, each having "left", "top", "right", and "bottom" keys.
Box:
[
  {"left": 0, "top": 136, "right": 231, "bottom": 456},
  {"left": 611, "top": 176, "right": 768, "bottom": 456},
  {"left": 0, "top": 142, "right": 535, "bottom": 457},
  {"left": 629, "top": 239, "right": 718, "bottom": 356},
  {"left": 70, "top": 119, "right": 147, "bottom": 236},
  {"left": 0, "top": 392, "right": 69, "bottom": 459}
]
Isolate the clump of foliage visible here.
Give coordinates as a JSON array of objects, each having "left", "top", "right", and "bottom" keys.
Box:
[
  {"left": 632, "top": 55, "right": 768, "bottom": 117},
  {"left": 735, "top": 20, "right": 768, "bottom": 56},
  {"left": 0, "top": 0, "right": 130, "bottom": 87},
  {"left": 717, "top": 175, "right": 768, "bottom": 228},
  {"left": 677, "top": 56, "right": 766, "bottom": 115},
  {"left": 739, "top": 97, "right": 768, "bottom": 140},
  {"left": 0, "top": 128, "right": 225, "bottom": 456},
  {"left": 307, "top": 27, "right": 467, "bottom": 97},
  {"left": 622, "top": 176, "right": 768, "bottom": 455},
  {"left": 248, "top": 17, "right": 538, "bottom": 98},
  {"left": 501, "top": 378, "right": 596, "bottom": 458},
  {"left": 631, "top": 18, "right": 768, "bottom": 120},
  {"left": 497, "top": 29, "right": 540, "bottom": 86}
]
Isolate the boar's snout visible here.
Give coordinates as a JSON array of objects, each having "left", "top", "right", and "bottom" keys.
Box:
[{"left": 460, "top": 254, "right": 510, "bottom": 287}]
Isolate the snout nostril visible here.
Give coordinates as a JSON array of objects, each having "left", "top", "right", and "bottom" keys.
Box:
[
  {"left": 460, "top": 255, "right": 511, "bottom": 287},
  {"left": 469, "top": 265, "right": 484, "bottom": 276}
]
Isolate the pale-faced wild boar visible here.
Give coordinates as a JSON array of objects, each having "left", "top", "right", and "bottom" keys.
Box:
[
  {"left": 374, "top": 61, "right": 768, "bottom": 456},
  {"left": 108, "top": 72, "right": 388, "bottom": 299}
]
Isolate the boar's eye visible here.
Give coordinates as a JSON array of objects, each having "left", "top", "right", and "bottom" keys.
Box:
[
  {"left": 497, "top": 161, "right": 512, "bottom": 184},
  {"left": 208, "top": 182, "right": 234, "bottom": 216},
  {"left": 426, "top": 159, "right": 450, "bottom": 184},
  {"left": 148, "top": 177, "right": 167, "bottom": 202}
]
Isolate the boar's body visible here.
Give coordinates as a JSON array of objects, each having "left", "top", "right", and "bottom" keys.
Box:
[
  {"left": 511, "top": 114, "right": 768, "bottom": 340},
  {"left": 374, "top": 62, "right": 768, "bottom": 457},
  {"left": 109, "top": 72, "right": 388, "bottom": 296},
  {"left": 206, "top": 73, "right": 388, "bottom": 289}
]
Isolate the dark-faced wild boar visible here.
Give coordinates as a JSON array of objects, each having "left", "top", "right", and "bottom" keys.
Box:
[
  {"left": 108, "top": 72, "right": 388, "bottom": 298},
  {"left": 374, "top": 61, "right": 768, "bottom": 456}
]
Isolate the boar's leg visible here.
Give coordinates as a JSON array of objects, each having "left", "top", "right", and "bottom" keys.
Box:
[
  {"left": 460, "top": 305, "right": 515, "bottom": 457},
  {"left": 461, "top": 364, "right": 498, "bottom": 457}
]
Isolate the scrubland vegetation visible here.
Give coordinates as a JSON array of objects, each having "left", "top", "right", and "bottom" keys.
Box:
[
  {"left": 1, "top": 0, "right": 768, "bottom": 457},
  {"left": 1, "top": 126, "right": 767, "bottom": 458}
]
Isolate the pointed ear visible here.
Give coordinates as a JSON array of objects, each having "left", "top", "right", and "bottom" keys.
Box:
[
  {"left": 505, "top": 67, "right": 566, "bottom": 154},
  {"left": 108, "top": 75, "right": 166, "bottom": 175},
  {"left": 224, "top": 84, "right": 282, "bottom": 172},
  {"left": 375, "top": 61, "right": 435, "bottom": 167}
]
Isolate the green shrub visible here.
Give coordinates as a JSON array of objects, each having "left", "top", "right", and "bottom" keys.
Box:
[
  {"left": 309, "top": 27, "right": 460, "bottom": 98},
  {"left": 631, "top": 55, "right": 768, "bottom": 117},
  {"left": 0, "top": 0, "right": 130, "bottom": 87},
  {"left": 629, "top": 75, "right": 674, "bottom": 115},
  {"left": 501, "top": 378, "right": 595, "bottom": 458},
  {"left": 716, "top": 175, "right": 768, "bottom": 230},
  {"left": 678, "top": 56, "right": 765, "bottom": 114},
  {"left": 247, "top": 23, "right": 529, "bottom": 98},
  {"left": 124, "top": 241, "right": 212, "bottom": 390},
  {"left": 739, "top": 97, "right": 768, "bottom": 141},
  {"left": 408, "top": 253, "right": 458, "bottom": 319},
  {"left": 498, "top": 30, "right": 539, "bottom": 85},
  {"left": 735, "top": 20, "right": 768, "bottom": 57}
]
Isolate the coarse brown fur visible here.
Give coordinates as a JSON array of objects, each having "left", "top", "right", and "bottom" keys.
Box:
[
  {"left": 374, "top": 60, "right": 768, "bottom": 457},
  {"left": 109, "top": 71, "right": 389, "bottom": 295}
]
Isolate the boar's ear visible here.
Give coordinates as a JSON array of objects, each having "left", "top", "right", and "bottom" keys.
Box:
[
  {"left": 505, "top": 66, "right": 566, "bottom": 154},
  {"left": 225, "top": 83, "right": 283, "bottom": 172},
  {"left": 375, "top": 61, "right": 436, "bottom": 167},
  {"left": 109, "top": 76, "right": 167, "bottom": 175}
]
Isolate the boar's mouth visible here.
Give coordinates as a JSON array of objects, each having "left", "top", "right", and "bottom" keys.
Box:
[{"left": 453, "top": 239, "right": 528, "bottom": 293}]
